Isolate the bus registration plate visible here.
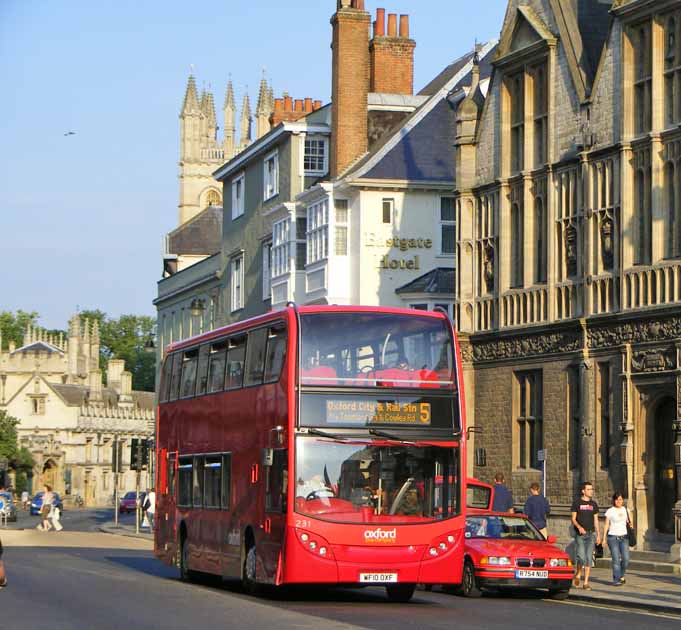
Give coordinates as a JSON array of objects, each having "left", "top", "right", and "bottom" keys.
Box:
[
  {"left": 515, "top": 570, "right": 548, "bottom": 579},
  {"left": 359, "top": 573, "right": 398, "bottom": 583}
]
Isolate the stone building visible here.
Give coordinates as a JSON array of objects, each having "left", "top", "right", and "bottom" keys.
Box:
[
  {"left": 452, "top": 0, "right": 681, "bottom": 554},
  {"left": 0, "top": 316, "right": 154, "bottom": 506}
]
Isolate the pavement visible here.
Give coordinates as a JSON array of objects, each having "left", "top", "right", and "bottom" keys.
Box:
[{"left": 99, "top": 519, "right": 154, "bottom": 541}]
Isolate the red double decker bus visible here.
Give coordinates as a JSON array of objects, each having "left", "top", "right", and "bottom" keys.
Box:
[{"left": 155, "top": 305, "right": 467, "bottom": 601}]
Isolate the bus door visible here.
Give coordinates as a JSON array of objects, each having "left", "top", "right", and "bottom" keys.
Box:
[
  {"left": 261, "top": 447, "right": 288, "bottom": 583},
  {"left": 159, "top": 451, "right": 179, "bottom": 560}
]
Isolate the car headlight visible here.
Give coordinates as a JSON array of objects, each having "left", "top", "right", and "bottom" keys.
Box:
[
  {"left": 484, "top": 556, "right": 512, "bottom": 566},
  {"left": 549, "top": 558, "right": 569, "bottom": 567}
]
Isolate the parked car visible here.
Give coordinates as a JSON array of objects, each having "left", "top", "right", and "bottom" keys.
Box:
[
  {"left": 30, "top": 491, "right": 64, "bottom": 516},
  {"left": 0, "top": 492, "right": 17, "bottom": 522},
  {"left": 459, "top": 512, "right": 572, "bottom": 599},
  {"left": 119, "top": 491, "right": 146, "bottom": 514}
]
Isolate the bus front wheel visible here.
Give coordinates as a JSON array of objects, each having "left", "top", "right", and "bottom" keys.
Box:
[
  {"left": 385, "top": 583, "right": 416, "bottom": 603},
  {"left": 179, "top": 536, "right": 197, "bottom": 582},
  {"left": 242, "top": 544, "right": 259, "bottom": 595}
]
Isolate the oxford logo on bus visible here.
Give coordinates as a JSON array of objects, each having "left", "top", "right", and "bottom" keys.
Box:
[{"left": 363, "top": 527, "right": 397, "bottom": 544}]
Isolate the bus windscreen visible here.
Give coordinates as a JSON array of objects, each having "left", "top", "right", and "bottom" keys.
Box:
[{"left": 300, "top": 312, "right": 454, "bottom": 389}]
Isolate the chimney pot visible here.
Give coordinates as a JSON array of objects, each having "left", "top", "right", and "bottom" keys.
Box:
[
  {"left": 354, "top": 0, "right": 365, "bottom": 9},
  {"left": 294, "top": 99, "right": 304, "bottom": 112},
  {"left": 313, "top": 100, "right": 322, "bottom": 110},
  {"left": 387, "top": 13, "right": 397, "bottom": 37},
  {"left": 375, "top": 8, "right": 385, "bottom": 36},
  {"left": 399, "top": 15, "right": 409, "bottom": 38},
  {"left": 284, "top": 95, "right": 293, "bottom": 111},
  {"left": 304, "top": 97, "right": 313, "bottom": 112},
  {"left": 274, "top": 98, "right": 283, "bottom": 112}
]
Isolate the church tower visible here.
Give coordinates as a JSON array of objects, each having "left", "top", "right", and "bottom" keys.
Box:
[{"left": 178, "top": 74, "right": 224, "bottom": 226}]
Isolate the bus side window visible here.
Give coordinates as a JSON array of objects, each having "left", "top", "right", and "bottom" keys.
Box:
[
  {"left": 192, "top": 456, "right": 204, "bottom": 508},
  {"left": 169, "top": 353, "right": 183, "bottom": 402},
  {"left": 178, "top": 457, "right": 192, "bottom": 507},
  {"left": 264, "top": 325, "right": 287, "bottom": 383},
  {"left": 160, "top": 356, "right": 173, "bottom": 403},
  {"left": 203, "top": 456, "right": 222, "bottom": 508},
  {"left": 244, "top": 328, "right": 268, "bottom": 386},
  {"left": 266, "top": 449, "right": 288, "bottom": 513},
  {"left": 225, "top": 337, "right": 246, "bottom": 390},
  {"left": 167, "top": 453, "right": 176, "bottom": 499},
  {"left": 208, "top": 341, "right": 228, "bottom": 393},
  {"left": 180, "top": 348, "right": 199, "bottom": 399},
  {"left": 221, "top": 453, "right": 232, "bottom": 509},
  {"left": 195, "top": 345, "right": 210, "bottom": 396}
]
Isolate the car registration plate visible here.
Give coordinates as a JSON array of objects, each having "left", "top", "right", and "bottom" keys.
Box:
[
  {"left": 515, "top": 570, "right": 548, "bottom": 579},
  {"left": 359, "top": 573, "right": 398, "bottom": 583}
]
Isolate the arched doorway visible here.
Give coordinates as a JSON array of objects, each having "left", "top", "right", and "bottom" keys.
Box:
[
  {"left": 42, "top": 459, "right": 58, "bottom": 490},
  {"left": 654, "top": 398, "right": 677, "bottom": 534}
]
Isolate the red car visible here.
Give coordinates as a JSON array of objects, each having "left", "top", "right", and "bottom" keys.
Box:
[
  {"left": 459, "top": 512, "right": 573, "bottom": 599},
  {"left": 119, "top": 491, "right": 146, "bottom": 514}
]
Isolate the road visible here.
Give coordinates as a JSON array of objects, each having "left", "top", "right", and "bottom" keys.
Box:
[{"left": 0, "top": 512, "right": 678, "bottom": 629}]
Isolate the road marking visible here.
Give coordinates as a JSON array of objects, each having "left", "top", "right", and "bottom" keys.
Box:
[{"left": 546, "top": 597, "right": 681, "bottom": 620}]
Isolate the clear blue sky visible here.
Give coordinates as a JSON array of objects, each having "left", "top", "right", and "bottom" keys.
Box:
[{"left": 0, "top": 0, "right": 507, "bottom": 330}]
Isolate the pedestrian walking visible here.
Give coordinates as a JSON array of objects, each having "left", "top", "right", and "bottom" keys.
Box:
[
  {"left": 524, "top": 482, "right": 551, "bottom": 538},
  {"left": 0, "top": 535, "right": 7, "bottom": 588},
  {"left": 38, "top": 485, "right": 54, "bottom": 532},
  {"left": 20, "top": 490, "right": 29, "bottom": 511},
  {"left": 603, "top": 492, "right": 631, "bottom": 586},
  {"left": 491, "top": 472, "right": 514, "bottom": 513},
  {"left": 142, "top": 488, "right": 156, "bottom": 528},
  {"left": 570, "top": 481, "right": 601, "bottom": 590},
  {"left": 50, "top": 504, "right": 63, "bottom": 532}
]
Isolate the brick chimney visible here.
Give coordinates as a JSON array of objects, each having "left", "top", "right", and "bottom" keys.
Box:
[
  {"left": 330, "top": 0, "right": 371, "bottom": 178},
  {"left": 270, "top": 94, "right": 322, "bottom": 127},
  {"left": 369, "top": 9, "right": 415, "bottom": 94}
]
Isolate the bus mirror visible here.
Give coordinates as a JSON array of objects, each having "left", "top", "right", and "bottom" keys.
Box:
[
  {"left": 270, "top": 425, "right": 286, "bottom": 447},
  {"left": 262, "top": 448, "right": 274, "bottom": 467}
]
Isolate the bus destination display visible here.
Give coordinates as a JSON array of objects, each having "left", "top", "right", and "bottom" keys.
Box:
[{"left": 326, "top": 399, "right": 431, "bottom": 426}]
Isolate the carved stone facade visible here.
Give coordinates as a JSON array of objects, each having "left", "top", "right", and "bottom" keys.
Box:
[
  {"left": 454, "top": 0, "right": 681, "bottom": 552},
  {"left": 0, "top": 316, "right": 154, "bottom": 506}
]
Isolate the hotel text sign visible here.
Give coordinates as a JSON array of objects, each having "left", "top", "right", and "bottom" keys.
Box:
[{"left": 365, "top": 233, "right": 433, "bottom": 271}]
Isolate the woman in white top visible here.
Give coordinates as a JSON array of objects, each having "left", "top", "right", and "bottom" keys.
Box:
[{"left": 603, "top": 493, "right": 631, "bottom": 586}]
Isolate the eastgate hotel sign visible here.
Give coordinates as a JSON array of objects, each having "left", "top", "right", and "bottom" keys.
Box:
[{"left": 365, "top": 234, "right": 433, "bottom": 271}]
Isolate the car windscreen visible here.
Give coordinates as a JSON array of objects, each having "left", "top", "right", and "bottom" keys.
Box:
[
  {"left": 465, "top": 515, "right": 543, "bottom": 541},
  {"left": 300, "top": 312, "right": 454, "bottom": 389}
]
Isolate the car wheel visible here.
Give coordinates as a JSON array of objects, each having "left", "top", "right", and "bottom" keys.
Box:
[
  {"left": 461, "top": 559, "right": 482, "bottom": 598},
  {"left": 385, "top": 584, "right": 416, "bottom": 602},
  {"left": 548, "top": 589, "right": 570, "bottom": 600},
  {"left": 242, "top": 543, "right": 259, "bottom": 595}
]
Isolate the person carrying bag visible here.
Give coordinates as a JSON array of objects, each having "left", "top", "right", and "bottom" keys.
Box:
[{"left": 603, "top": 492, "right": 632, "bottom": 586}]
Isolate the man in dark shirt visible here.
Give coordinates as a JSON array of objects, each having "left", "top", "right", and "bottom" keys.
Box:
[
  {"left": 570, "top": 481, "right": 601, "bottom": 590},
  {"left": 524, "top": 482, "right": 550, "bottom": 537},
  {"left": 491, "top": 472, "right": 514, "bottom": 513}
]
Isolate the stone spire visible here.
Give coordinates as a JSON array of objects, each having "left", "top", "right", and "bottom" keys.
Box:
[
  {"left": 67, "top": 314, "right": 80, "bottom": 380},
  {"left": 91, "top": 320, "right": 100, "bottom": 366},
  {"left": 223, "top": 79, "right": 236, "bottom": 160},
  {"left": 181, "top": 74, "right": 201, "bottom": 114},
  {"left": 256, "top": 71, "right": 273, "bottom": 139},
  {"left": 205, "top": 89, "right": 217, "bottom": 135},
  {"left": 239, "top": 90, "right": 252, "bottom": 151}
]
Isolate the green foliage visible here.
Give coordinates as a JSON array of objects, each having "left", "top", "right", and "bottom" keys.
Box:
[
  {"left": 0, "top": 410, "right": 19, "bottom": 461},
  {"left": 80, "top": 309, "right": 156, "bottom": 392},
  {"left": 0, "top": 310, "right": 39, "bottom": 350}
]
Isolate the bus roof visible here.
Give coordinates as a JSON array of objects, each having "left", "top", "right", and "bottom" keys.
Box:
[{"left": 165, "top": 305, "right": 450, "bottom": 354}]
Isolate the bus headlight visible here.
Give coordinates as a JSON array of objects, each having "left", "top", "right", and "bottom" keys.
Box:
[{"left": 429, "top": 547, "right": 438, "bottom": 557}]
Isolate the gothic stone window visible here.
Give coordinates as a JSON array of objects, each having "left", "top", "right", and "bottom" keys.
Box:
[
  {"left": 533, "top": 177, "right": 547, "bottom": 284},
  {"left": 510, "top": 185, "right": 524, "bottom": 288},
  {"left": 30, "top": 395, "right": 45, "bottom": 415},
  {"left": 664, "top": 142, "right": 681, "bottom": 259},
  {"left": 634, "top": 22, "right": 652, "bottom": 136},
  {"left": 634, "top": 148, "right": 652, "bottom": 265},
  {"left": 665, "top": 13, "right": 681, "bottom": 126},
  {"left": 509, "top": 71, "right": 525, "bottom": 173},
  {"left": 514, "top": 370, "right": 543, "bottom": 470},
  {"left": 532, "top": 63, "right": 548, "bottom": 167}
]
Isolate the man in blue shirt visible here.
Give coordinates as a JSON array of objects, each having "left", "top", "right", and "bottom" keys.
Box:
[
  {"left": 524, "top": 482, "right": 551, "bottom": 537},
  {"left": 491, "top": 472, "right": 514, "bottom": 513}
]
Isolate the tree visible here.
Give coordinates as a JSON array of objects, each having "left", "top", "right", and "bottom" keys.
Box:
[
  {"left": 0, "top": 410, "right": 19, "bottom": 462},
  {"left": 0, "top": 310, "right": 39, "bottom": 349},
  {"left": 80, "top": 310, "right": 156, "bottom": 392}
]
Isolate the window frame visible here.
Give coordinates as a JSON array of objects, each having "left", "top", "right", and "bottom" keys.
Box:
[
  {"left": 334, "top": 199, "right": 349, "bottom": 256},
  {"left": 262, "top": 240, "right": 272, "bottom": 301},
  {"left": 303, "top": 136, "right": 328, "bottom": 175},
  {"left": 231, "top": 254, "right": 244, "bottom": 313},
  {"left": 263, "top": 150, "right": 279, "bottom": 201},
  {"left": 272, "top": 218, "right": 291, "bottom": 278},
  {"left": 514, "top": 371, "right": 543, "bottom": 471},
  {"left": 306, "top": 199, "right": 329, "bottom": 265},
  {"left": 231, "top": 172, "right": 245, "bottom": 220},
  {"left": 382, "top": 198, "right": 394, "bottom": 225},
  {"left": 440, "top": 196, "right": 456, "bottom": 255}
]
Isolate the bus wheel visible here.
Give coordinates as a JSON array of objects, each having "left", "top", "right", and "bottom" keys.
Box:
[
  {"left": 179, "top": 536, "right": 196, "bottom": 582},
  {"left": 242, "top": 544, "right": 259, "bottom": 595},
  {"left": 461, "top": 560, "right": 481, "bottom": 598},
  {"left": 385, "top": 584, "right": 416, "bottom": 603}
]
